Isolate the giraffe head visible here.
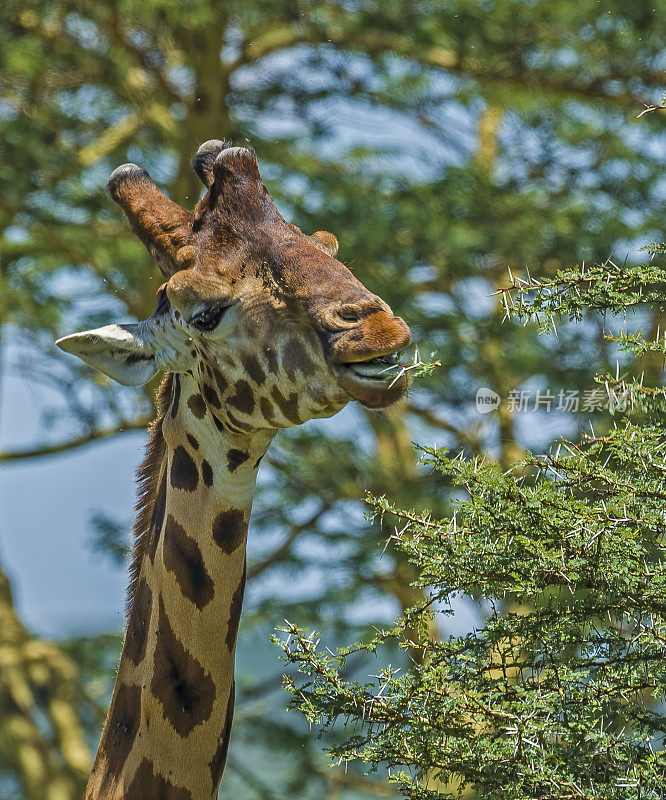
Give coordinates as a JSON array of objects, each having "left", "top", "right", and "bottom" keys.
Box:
[{"left": 57, "top": 141, "right": 411, "bottom": 430}]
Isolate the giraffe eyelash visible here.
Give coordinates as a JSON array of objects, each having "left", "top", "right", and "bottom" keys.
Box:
[{"left": 189, "top": 304, "right": 229, "bottom": 332}]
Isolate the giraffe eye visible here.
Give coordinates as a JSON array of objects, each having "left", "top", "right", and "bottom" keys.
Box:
[{"left": 189, "top": 304, "right": 227, "bottom": 332}]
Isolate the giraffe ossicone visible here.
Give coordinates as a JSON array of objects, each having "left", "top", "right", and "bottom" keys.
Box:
[{"left": 57, "top": 141, "right": 411, "bottom": 800}]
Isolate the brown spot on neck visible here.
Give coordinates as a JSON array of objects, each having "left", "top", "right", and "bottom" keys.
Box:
[
  {"left": 163, "top": 515, "right": 215, "bottom": 610},
  {"left": 170, "top": 445, "right": 199, "bottom": 492},
  {"left": 212, "top": 510, "right": 247, "bottom": 554},
  {"left": 241, "top": 353, "right": 266, "bottom": 385},
  {"left": 226, "top": 448, "right": 250, "bottom": 473},
  {"left": 187, "top": 393, "right": 207, "bottom": 419},
  {"left": 227, "top": 379, "right": 254, "bottom": 415},
  {"left": 202, "top": 381, "right": 221, "bottom": 409},
  {"left": 201, "top": 459, "right": 214, "bottom": 487},
  {"left": 270, "top": 386, "right": 301, "bottom": 424},
  {"left": 259, "top": 396, "right": 276, "bottom": 426},
  {"left": 151, "top": 596, "right": 216, "bottom": 737},
  {"left": 125, "top": 578, "right": 153, "bottom": 665},
  {"left": 126, "top": 758, "right": 193, "bottom": 800},
  {"left": 209, "top": 683, "right": 235, "bottom": 788},
  {"left": 98, "top": 683, "right": 141, "bottom": 784}
]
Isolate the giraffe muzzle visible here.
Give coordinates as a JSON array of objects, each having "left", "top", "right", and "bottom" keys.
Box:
[{"left": 328, "top": 310, "right": 412, "bottom": 407}]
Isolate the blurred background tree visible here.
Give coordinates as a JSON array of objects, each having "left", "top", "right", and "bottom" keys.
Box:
[{"left": 0, "top": 1, "right": 664, "bottom": 798}]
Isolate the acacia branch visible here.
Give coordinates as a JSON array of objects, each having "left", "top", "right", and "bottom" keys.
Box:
[
  {"left": 0, "top": 417, "right": 151, "bottom": 462},
  {"left": 637, "top": 102, "right": 666, "bottom": 118}
]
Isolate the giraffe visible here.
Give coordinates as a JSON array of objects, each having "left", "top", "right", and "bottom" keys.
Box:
[{"left": 56, "top": 141, "right": 411, "bottom": 800}]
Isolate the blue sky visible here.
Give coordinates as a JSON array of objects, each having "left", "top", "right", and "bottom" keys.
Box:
[{"left": 1, "top": 369, "right": 137, "bottom": 635}]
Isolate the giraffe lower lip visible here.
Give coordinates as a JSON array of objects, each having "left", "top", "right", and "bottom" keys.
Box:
[
  {"left": 349, "top": 368, "right": 393, "bottom": 381},
  {"left": 350, "top": 362, "right": 400, "bottom": 381},
  {"left": 335, "top": 361, "right": 409, "bottom": 407}
]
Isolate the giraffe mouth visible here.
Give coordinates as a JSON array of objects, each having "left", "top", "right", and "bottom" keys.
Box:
[
  {"left": 346, "top": 353, "right": 401, "bottom": 380},
  {"left": 336, "top": 352, "right": 409, "bottom": 407}
]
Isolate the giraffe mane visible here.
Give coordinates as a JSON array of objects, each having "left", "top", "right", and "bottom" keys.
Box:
[{"left": 126, "top": 372, "right": 173, "bottom": 613}]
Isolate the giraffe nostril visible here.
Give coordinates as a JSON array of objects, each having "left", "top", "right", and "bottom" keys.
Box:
[{"left": 336, "top": 305, "right": 363, "bottom": 323}]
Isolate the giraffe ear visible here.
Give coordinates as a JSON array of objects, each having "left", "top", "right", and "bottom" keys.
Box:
[{"left": 56, "top": 324, "right": 160, "bottom": 386}]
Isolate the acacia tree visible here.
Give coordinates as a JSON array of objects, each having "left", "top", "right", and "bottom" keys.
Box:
[
  {"left": 280, "top": 243, "right": 666, "bottom": 799},
  {"left": 1, "top": 1, "right": 665, "bottom": 798}
]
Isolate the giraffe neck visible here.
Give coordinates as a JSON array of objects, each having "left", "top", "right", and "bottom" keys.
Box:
[{"left": 85, "top": 374, "right": 275, "bottom": 800}]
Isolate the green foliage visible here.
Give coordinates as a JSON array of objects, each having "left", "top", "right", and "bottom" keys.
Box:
[
  {"left": 501, "top": 251, "right": 666, "bottom": 327},
  {"left": 278, "top": 246, "right": 666, "bottom": 799}
]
